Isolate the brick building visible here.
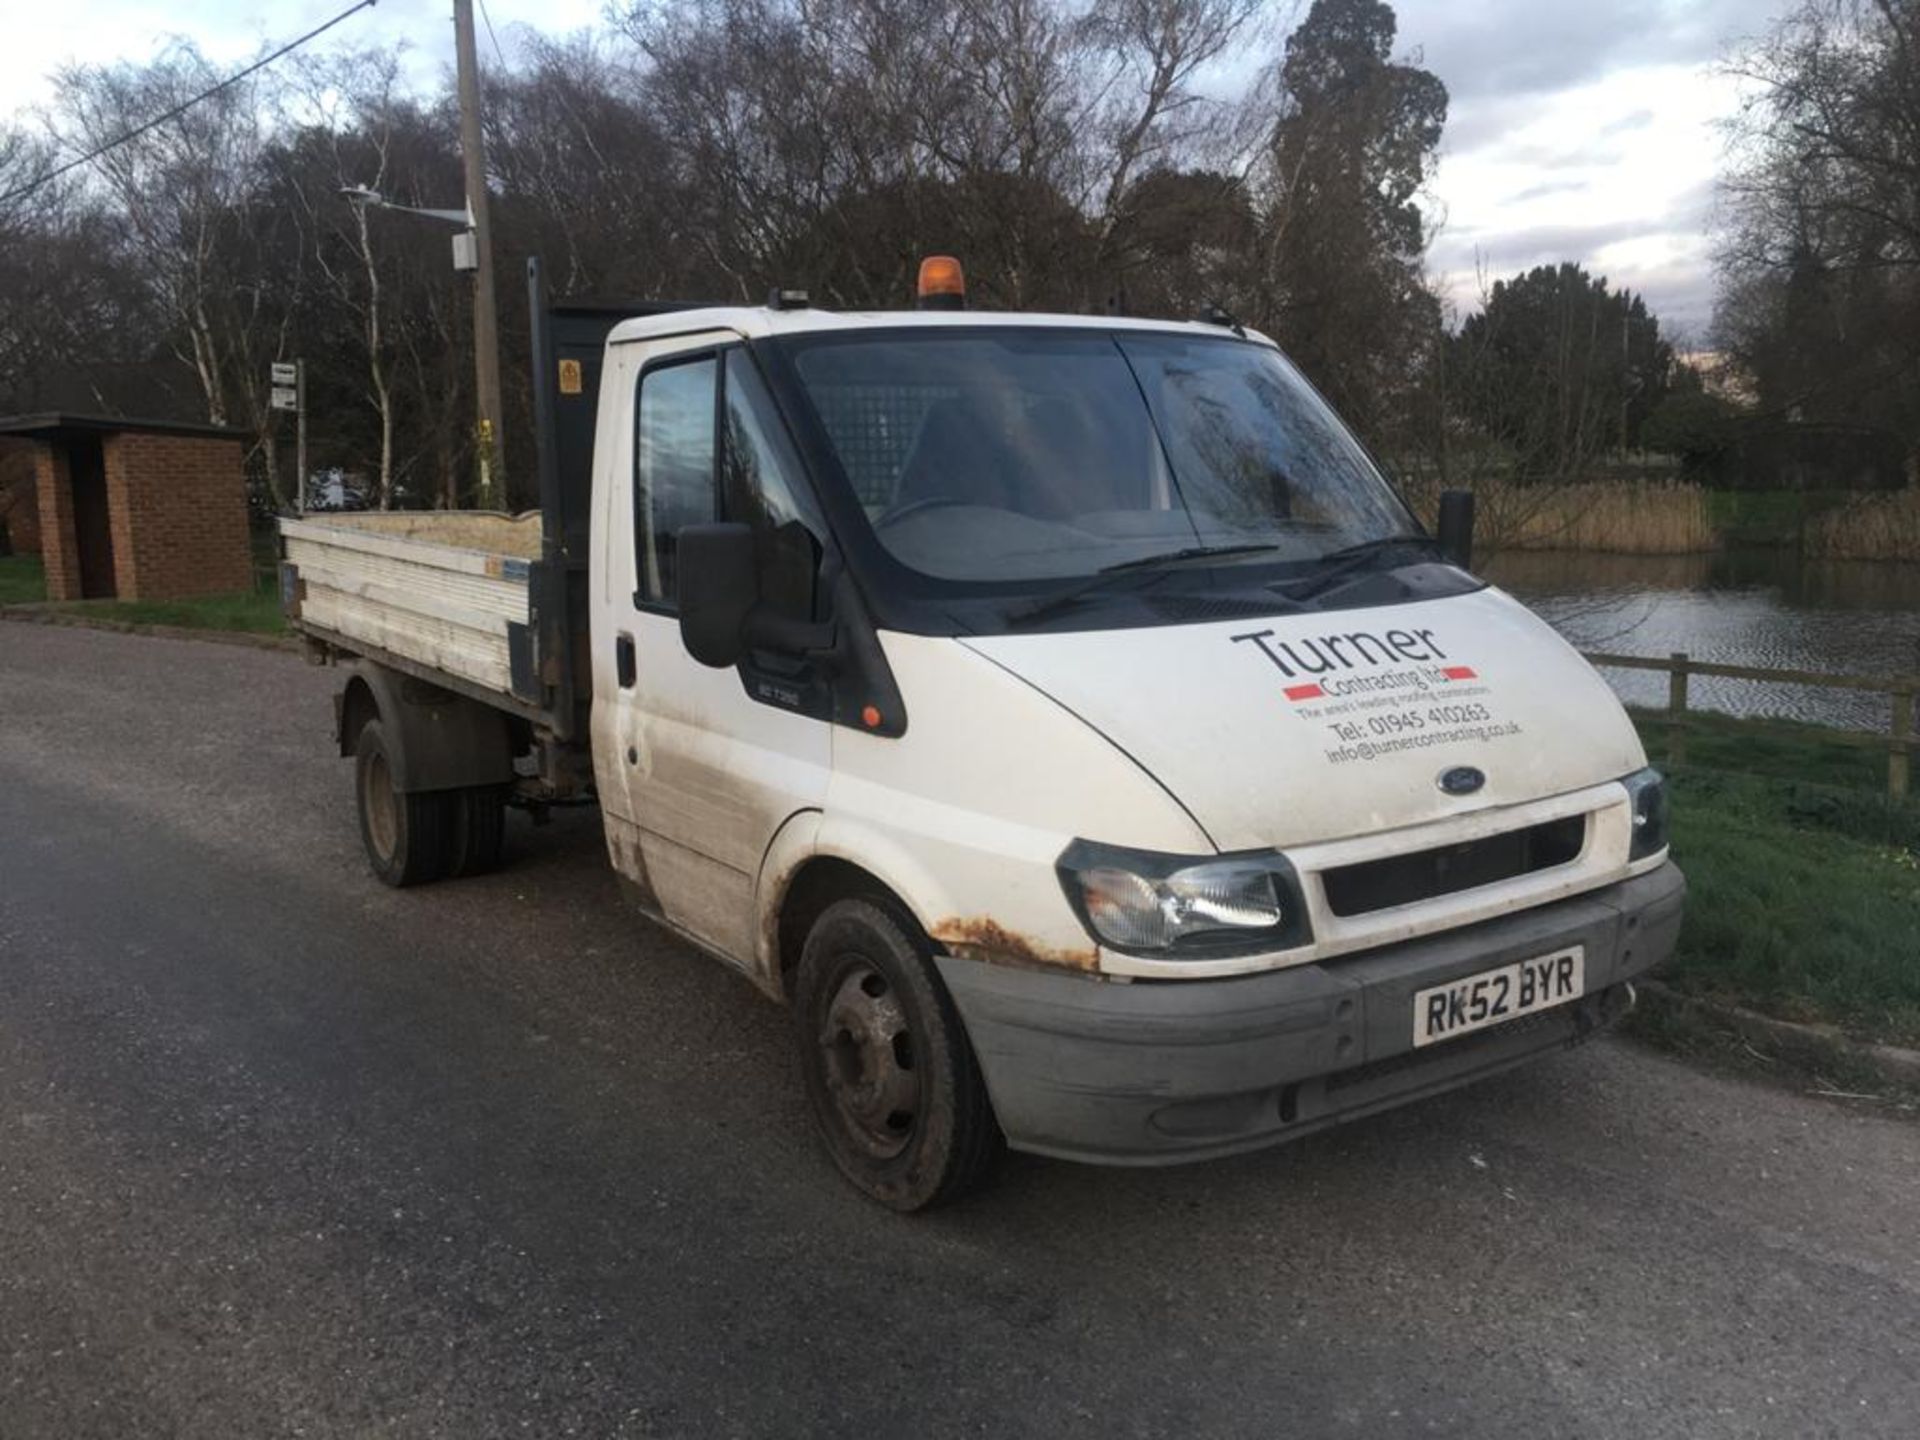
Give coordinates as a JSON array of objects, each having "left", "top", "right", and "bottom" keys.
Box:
[
  {"left": 0, "top": 439, "right": 42, "bottom": 554},
  {"left": 0, "top": 414, "right": 252, "bottom": 602}
]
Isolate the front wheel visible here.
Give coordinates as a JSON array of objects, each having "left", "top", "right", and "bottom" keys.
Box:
[{"left": 793, "top": 898, "right": 1002, "bottom": 1211}]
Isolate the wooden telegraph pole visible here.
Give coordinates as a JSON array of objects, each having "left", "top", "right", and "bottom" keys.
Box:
[{"left": 453, "top": 0, "right": 504, "bottom": 508}]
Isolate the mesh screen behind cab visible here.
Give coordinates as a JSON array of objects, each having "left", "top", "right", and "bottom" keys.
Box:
[{"left": 808, "top": 385, "right": 958, "bottom": 506}]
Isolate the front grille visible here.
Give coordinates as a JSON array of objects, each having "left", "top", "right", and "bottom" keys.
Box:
[{"left": 1321, "top": 814, "right": 1586, "bottom": 918}]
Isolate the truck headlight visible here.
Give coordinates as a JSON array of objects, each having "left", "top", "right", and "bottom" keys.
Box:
[
  {"left": 1622, "top": 767, "right": 1670, "bottom": 860},
  {"left": 1056, "top": 841, "right": 1312, "bottom": 956}
]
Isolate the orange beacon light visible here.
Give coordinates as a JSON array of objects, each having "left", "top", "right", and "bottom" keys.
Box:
[{"left": 916, "top": 255, "right": 966, "bottom": 310}]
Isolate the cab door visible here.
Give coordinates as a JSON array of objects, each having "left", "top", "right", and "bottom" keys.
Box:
[{"left": 597, "top": 337, "right": 833, "bottom": 966}]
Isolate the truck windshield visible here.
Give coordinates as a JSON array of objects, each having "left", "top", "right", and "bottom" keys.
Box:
[{"left": 784, "top": 329, "right": 1417, "bottom": 583}]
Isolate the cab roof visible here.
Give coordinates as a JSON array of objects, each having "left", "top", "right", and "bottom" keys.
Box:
[{"left": 604, "top": 304, "right": 1275, "bottom": 349}]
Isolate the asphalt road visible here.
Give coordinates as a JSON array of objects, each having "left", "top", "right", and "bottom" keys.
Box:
[{"left": 3, "top": 620, "right": 1917, "bottom": 1439}]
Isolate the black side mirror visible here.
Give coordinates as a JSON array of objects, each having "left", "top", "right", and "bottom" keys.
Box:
[
  {"left": 678, "top": 522, "right": 838, "bottom": 668},
  {"left": 677, "top": 523, "right": 758, "bottom": 668},
  {"left": 1437, "top": 489, "right": 1476, "bottom": 570}
]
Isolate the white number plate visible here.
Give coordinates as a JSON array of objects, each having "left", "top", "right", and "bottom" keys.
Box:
[{"left": 1412, "top": 946, "right": 1584, "bottom": 1048}]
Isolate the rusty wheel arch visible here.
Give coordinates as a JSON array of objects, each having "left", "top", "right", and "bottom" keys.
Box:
[{"left": 774, "top": 857, "right": 937, "bottom": 999}]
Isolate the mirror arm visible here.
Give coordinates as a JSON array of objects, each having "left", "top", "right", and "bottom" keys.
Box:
[
  {"left": 1436, "top": 488, "right": 1476, "bottom": 570},
  {"left": 742, "top": 605, "right": 837, "bottom": 658}
]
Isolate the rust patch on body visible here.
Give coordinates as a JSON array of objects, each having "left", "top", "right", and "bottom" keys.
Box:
[
  {"left": 760, "top": 857, "right": 807, "bottom": 990},
  {"left": 605, "top": 821, "right": 659, "bottom": 909},
  {"left": 931, "top": 917, "right": 1099, "bottom": 973}
]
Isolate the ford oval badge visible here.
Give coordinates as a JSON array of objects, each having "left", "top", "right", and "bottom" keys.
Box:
[{"left": 1438, "top": 765, "right": 1486, "bottom": 796}]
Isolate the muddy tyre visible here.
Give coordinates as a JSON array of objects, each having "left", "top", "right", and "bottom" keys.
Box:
[
  {"left": 794, "top": 898, "right": 1002, "bottom": 1211},
  {"left": 445, "top": 786, "right": 508, "bottom": 878},
  {"left": 354, "top": 720, "right": 451, "bottom": 887}
]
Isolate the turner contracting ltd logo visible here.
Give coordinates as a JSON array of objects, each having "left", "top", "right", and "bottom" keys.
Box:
[{"left": 1229, "top": 624, "right": 1478, "bottom": 701}]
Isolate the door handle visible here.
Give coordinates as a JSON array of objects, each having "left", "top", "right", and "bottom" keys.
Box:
[{"left": 615, "top": 633, "right": 636, "bottom": 689}]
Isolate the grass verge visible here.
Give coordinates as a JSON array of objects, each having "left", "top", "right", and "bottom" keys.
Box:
[
  {"left": 60, "top": 582, "right": 287, "bottom": 635},
  {"left": 1631, "top": 710, "right": 1920, "bottom": 1049},
  {"left": 0, "top": 553, "right": 45, "bottom": 604},
  {"left": 1620, "top": 989, "right": 1918, "bottom": 1107},
  {"left": 0, "top": 549, "right": 284, "bottom": 635}
]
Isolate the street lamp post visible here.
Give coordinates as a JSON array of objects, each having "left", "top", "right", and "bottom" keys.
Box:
[
  {"left": 341, "top": 170, "right": 504, "bottom": 506},
  {"left": 339, "top": 186, "right": 469, "bottom": 228}
]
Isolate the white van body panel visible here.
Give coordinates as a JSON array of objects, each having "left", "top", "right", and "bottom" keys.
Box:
[
  {"left": 821, "top": 632, "right": 1214, "bottom": 972},
  {"left": 960, "top": 587, "right": 1644, "bottom": 852},
  {"left": 602, "top": 304, "right": 1278, "bottom": 349},
  {"left": 590, "top": 328, "right": 833, "bottom": 968}
]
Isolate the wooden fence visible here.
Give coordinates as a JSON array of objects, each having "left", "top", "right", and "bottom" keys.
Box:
[{"left": 1580, "top": 651, "right": 1917, "bottom": 799}]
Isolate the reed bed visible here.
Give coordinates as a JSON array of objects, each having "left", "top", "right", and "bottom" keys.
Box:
[
  {"left": 1501, "top": 480, "right": 1715, "bottom": 553},
  {"left": 1401, "top": 475, "right": 1716, "bottom": 554},
  {"left": 1805, "top": 488, "right": 1920, "bottom": 561}
]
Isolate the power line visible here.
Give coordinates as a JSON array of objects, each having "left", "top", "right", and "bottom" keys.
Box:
[
  {"left": 0, "top": 0, "right": 380, "bottom": 207},
  {"left": 476, "top": 0, "right": 509, "bottom": 71}
]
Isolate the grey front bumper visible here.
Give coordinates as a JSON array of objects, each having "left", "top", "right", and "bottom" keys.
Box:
[{"left": 936, "top": 862, "right": 1685, "bottom": 1165}]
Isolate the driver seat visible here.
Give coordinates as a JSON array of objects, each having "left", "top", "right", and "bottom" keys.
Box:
[{"left": 893, "top": 397, "right": 1023, "bottom": 513}]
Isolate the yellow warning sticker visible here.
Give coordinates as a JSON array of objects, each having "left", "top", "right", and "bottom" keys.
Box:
[{"left": 558, "top": 358, "right": 583, "bottom": 395}]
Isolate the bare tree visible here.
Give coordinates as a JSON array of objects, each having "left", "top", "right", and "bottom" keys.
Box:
[
  {"left": 5, "top": 0, "right": 1509, "bottom": 516},
  {"left": 50, "top": 43, "right": 272, "bottom": 428},
  {"left": 278, "top": 51, "right": 461, "bottom": 508},
  {"left": 0, "top": 126, "right": 150, "bottom": 414},
  {"left": 1083, "top": 0, "right": 1267, "bottom": 264},
  {"left": 1715, "top": 0, "right": 1920, "bottom": 448},
  {"left": 488, "top": 35, "right": 681, "bottom": 297}
]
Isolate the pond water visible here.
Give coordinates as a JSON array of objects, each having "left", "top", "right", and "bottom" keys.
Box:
[{"left": 1485, "top": 548, "right": 1920, "bottom": 734}]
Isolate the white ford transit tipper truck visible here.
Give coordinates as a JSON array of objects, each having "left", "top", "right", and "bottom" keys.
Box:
[{"left": 281, "top": 258, "right": 1684, "bottom": 1210}]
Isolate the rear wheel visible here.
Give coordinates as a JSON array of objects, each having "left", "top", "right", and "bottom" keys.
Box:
[
  {"left": 793, "top": 898, "right": 1001, "bottom": 1211},
  {"left": 445, "top": 785, "right": 508, "bottom": 878},
  {"left": 354, "top": 720, "right": 451, "bottom": 887}
]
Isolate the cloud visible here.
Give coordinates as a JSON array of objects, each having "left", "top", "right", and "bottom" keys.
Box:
[
  {"left": 1463, "top": 177, "right": 1714, "bottom": 253},
  {"left": 1394, "top": 0, "right": 1754, "bottom": 340},
  {"left": 1430, "top": 217, "right": 1671, "bottom": 277},
  {"left": 1614, "top": 265, "right": 1718, "bottom": 338},
  {"left": 1505, "top": 178, "right": 1590, "bottom": 204},
  {"left": 0, "top": 0, "right": 602, "bottom": 119},
  {"left": 1396, "top": 0, "right": 1767, "bottom": 104},
  {"left": 1598, "top": 108, "right": 1657, "bottom": 137},
  {"left": 1442, "top": 98, "right": 1659, "bottom": 164},
  {"left": 1492, "top": 138, "right": 1635, "bottom": 169},
  {"left": 1428, "top": 164, "right": 1724, "bottom": 331}
]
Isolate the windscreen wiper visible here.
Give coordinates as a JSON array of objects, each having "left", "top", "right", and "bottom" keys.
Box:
[
  {"left": 1003, "top": 543, "right": 1286, "bottom": 627},
  {"left": 1096, "top": 541, "right": 1285, "bottom": 575},
  {"left": 1274, "top": 534, "right": 1438, "bottom": 601}
]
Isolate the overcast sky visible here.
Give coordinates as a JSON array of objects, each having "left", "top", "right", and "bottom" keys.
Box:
[{"left": 3, "top": 0, "right": 1780, "bottom": 337}]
